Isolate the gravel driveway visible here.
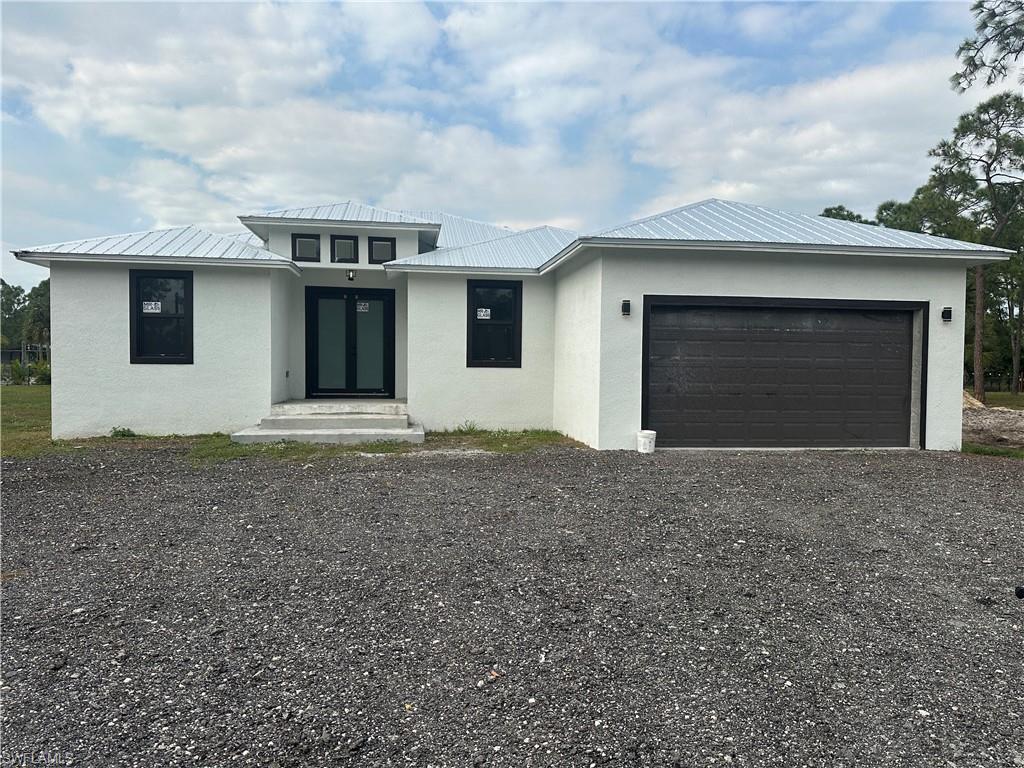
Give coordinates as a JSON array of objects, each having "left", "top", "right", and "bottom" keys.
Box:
[{"left": 2, "top": 446, "right": 1022, "bottom": 767}]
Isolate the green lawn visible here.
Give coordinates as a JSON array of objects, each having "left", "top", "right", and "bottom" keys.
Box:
[
  {"left": 962, "top": 442, "right": 1024, "bottom": 460},
  {"left": 0, "top": 385, "right": 576, "bottom": 461},
  {"left": 7, "top": 385, "right": 1016, "bottom": 461},
  {"left": 984, "top": 392, "right": 1024, "bottom": 410},
  {"left": 1, "top": 385, "right": 58, "bottom": 458}
]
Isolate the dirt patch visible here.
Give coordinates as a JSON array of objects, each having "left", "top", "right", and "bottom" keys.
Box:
[
  {"left": 963, "top": 405, "right": 1024, "bottom": 448},
  {"left": 962, "top": 390, "right": 985, "bottom": 409}
]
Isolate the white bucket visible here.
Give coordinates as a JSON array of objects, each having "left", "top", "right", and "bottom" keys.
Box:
[{"left": 637, "top": 429, "right": 657, "bottom": 454}]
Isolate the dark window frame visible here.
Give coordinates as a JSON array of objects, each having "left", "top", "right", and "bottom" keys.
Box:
[
  {"left": 330, "top": 234, "right": 359, "bottom": 264},
  {"left": 466, "top": 279, "right": 522, "bottom": 368},
  {"left": 367, "top": 236, "right": 397, "bottom": 265},
  {"left": 129, "top": 269, "right": 194, "bottom": 365},
  {"left": 291, "top": 233, "right": 321, "bottom": 263}
]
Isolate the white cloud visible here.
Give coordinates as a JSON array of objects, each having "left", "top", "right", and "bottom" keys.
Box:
[
  {"left": 339, "top": 1, "right": 440, "bottom": 66},
  {"left": 0, "top": 0, "right": 1001, "bottom": 252},
  {"left": 810, "top": 3, "right": 894, "bottom": 48},
  {"left": 627, "top": 55, "right": 1007, "bottom": 218},
  {"left": 97, "top": 159, "right": 241, "bottom": 232},
  {"left": 733, "top": 2, "right": 894, "bottom": 47},
  {"left": 3, "top": 3, "right": 346, "bottom": 142},
  {"left": 441, "top": 3, "right": 737, "bottom": 137},
  {"left": 736, "top": 5, "right": 808, "bottom": 42}
]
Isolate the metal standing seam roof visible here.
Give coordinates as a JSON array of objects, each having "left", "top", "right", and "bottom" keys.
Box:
[
  {"left": 15, "top": 225, "right": 292, "bottom": 264},
  {"left": 394, "top": 209, "right": 513, "bottom": 248},
  {"left": 241, "top": 201, "right": 435, "bottom": 225},
  {"left": 15, "top": 198, "right": 1010, "bottom": 275},
  {"left": 241, "top": 202, "right": 511, "bottom": 247},
  {"left": 386, "top": 226, "right": 579, "bottom": 271},
  {"left": 591, "top": 198, "right": 1010, "bottom": 253},
  {"left": 224, "top": 230, "right": 268, "bottom": 248}
]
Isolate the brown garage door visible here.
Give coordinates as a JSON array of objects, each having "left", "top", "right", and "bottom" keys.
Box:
[{"left": 645, "top": 302, "right": 916, "bottom": 447}]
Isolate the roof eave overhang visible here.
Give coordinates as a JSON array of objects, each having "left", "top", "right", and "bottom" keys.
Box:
[
  {"left": 383, "top": 263, "right": 539, "bottom": 276},
  {"left": 14, "top": 251, "right": 302, "bottom": 275},
  {"left": 239, "top": 216, "right": 441, "bottom": 241},
  {"left": 552, "top": 237, "right": 1011, "bottom": 268}
]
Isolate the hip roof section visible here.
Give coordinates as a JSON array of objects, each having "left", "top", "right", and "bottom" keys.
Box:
[
  {"left": 386, "top": 226, "right": 578, "bottom": 272},
  {"left": 14, "top": 225, "right": 291, "bottom": 268},
  {"left": 393, "top": 209, "right": 513, "bottom": 248},
  {"left": 591, "top": 198, "right": 1010, "bottom": 253},
  {"left": 242, "top": 201, "right": 434, "bottom": 225}
]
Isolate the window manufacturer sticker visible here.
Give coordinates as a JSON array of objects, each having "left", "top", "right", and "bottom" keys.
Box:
[
  {"left": 356, "top": 301, "right": 370, "bottom": 313},
  {"left": 142, "top": 301, "right": 161, "bottom": 313},
  {"left": 476, "top": 308, "right": 491, "bottom": 320}
]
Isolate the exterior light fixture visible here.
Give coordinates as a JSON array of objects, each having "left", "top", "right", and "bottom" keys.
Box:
[
  {"left": 941, "top": 307, "right": 953, "bottom": 322},
  {"left": 621, "top": 299, "right": 631, "bottom": 316},
  {"left": 347, "top": 270, "right": 356, "bottom": 281}
]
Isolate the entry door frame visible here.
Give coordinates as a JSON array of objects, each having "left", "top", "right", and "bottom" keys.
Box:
[
  {"left": 640, "top": 295, "right": 930, "bottom": 448},
  {"left": 305, "top": 286, "right": 396, "bottom": 399}
]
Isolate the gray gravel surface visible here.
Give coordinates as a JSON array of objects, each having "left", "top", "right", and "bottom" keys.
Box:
[{"left": 2, "top": 445, "right": 1023, "bottom": 767}]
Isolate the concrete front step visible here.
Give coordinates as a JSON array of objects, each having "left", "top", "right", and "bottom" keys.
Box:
[
  {"left": 259, "top": 413, "right": 409, "bottom": 430},
  {"left": 270, "top": 399, "right": 408, "bottom": 416},
  {"left": 231, "top": 425, "right": 425, "bottom": 445}
]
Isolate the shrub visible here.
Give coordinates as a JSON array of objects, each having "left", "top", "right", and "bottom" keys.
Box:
[
  {"left": 110, "top": 426, "right": 138, "bottom": 438},
  {"left": 30, "top": 360, "right": 51, "bottom": 384},
  {"left": 9, "top": 358, "right": 27, "bottom": 385}
]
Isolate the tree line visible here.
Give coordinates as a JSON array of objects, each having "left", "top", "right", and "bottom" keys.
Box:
[
  {"left": 1, "top": 279, "right": 51, "bottom": 360},
  {"left": 823, "top": 0, "right": 1023, "bottom": 398}
]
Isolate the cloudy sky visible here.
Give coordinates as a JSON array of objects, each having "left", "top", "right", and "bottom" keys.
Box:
[{"left": 0, "top": 1, "right": 1007, "bottom": 288}]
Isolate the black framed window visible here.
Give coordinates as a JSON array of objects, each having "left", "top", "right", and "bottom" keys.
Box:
[
  {"left": 331, "top": 235, "right": 358, "bottom": 264},
  {"left": 368, "top": 236, "right": 396, "bottom": 264},
  {"left": 129, "top": 270, "right": 193, "bottom": 364},
  {"left": 292, "top": 233, "right": 321, "bottom": 262},
  {"left": 467, "top": 280, "right": 522, "bottom": 367}
]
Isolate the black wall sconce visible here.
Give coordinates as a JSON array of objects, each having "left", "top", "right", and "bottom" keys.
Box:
[
  {"left": 621, "top": 299, "right": 631, "bottom": 316},
  {"left": 347, "top": 270, "right": 356, "bottom": 281},
  {"left": 941, "top": 307, "right": 953, "bottom": 322}
]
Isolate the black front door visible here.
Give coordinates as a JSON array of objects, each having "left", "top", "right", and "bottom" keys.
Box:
[{"left": 305, "top": 286, "right": 395, "bottom": 398}]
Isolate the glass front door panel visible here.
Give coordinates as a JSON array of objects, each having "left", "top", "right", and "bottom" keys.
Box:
[
  {"left": 317, "top": 297, "right": 347, "bottom": 389},
  {"left": 307, "top": 287, "right": 394, "bottom": 398},
  {"left": 355, "top": 298, "right": 385, "bottom": 390}
]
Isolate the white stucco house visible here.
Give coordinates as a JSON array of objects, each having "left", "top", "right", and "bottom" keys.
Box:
[{"left": 14, "top": 198, "right": 1010, "bottom": 450}]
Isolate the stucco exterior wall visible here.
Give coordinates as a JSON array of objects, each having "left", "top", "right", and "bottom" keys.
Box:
[
  {"left": 406, "top": 273, "right": 554, "bottom": 430},
  {"left": 49, "top": 261, "right": 273, "bottom": 438},
  {"left": 552, "top": 253, "right": 603, "bottom": 446},
  {"left": 270, "top": 269, "right": 292, "bottom": 403},
  {"left": 594, "top": 249, "right": 968, "bottom": 451},
  {"left": 282, "top": 268, "right": 408, "bottom": 400}
]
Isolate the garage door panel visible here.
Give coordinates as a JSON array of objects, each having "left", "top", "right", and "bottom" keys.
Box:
[{"left": 646, "top": 304, "right": 914, "bottom": 447}]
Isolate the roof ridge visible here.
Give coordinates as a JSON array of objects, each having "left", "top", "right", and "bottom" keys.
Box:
[
  {"left": 593, "top": 198, "right": 720, "bottom": 236},
  {"left": 258, "top": 200, "right": 350, "bottom": 216},
  {"left": 395, "top": 207, "right": 511, "bottom": 230},
  {"left": 248, "top": 200, "right": 435, "bottom": 225},
  {"left": 429, "top": 224, "right": 577, "bottom": 255},
  {"left": 365, "top": 202, "right": 438, "bottom": 224}
]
